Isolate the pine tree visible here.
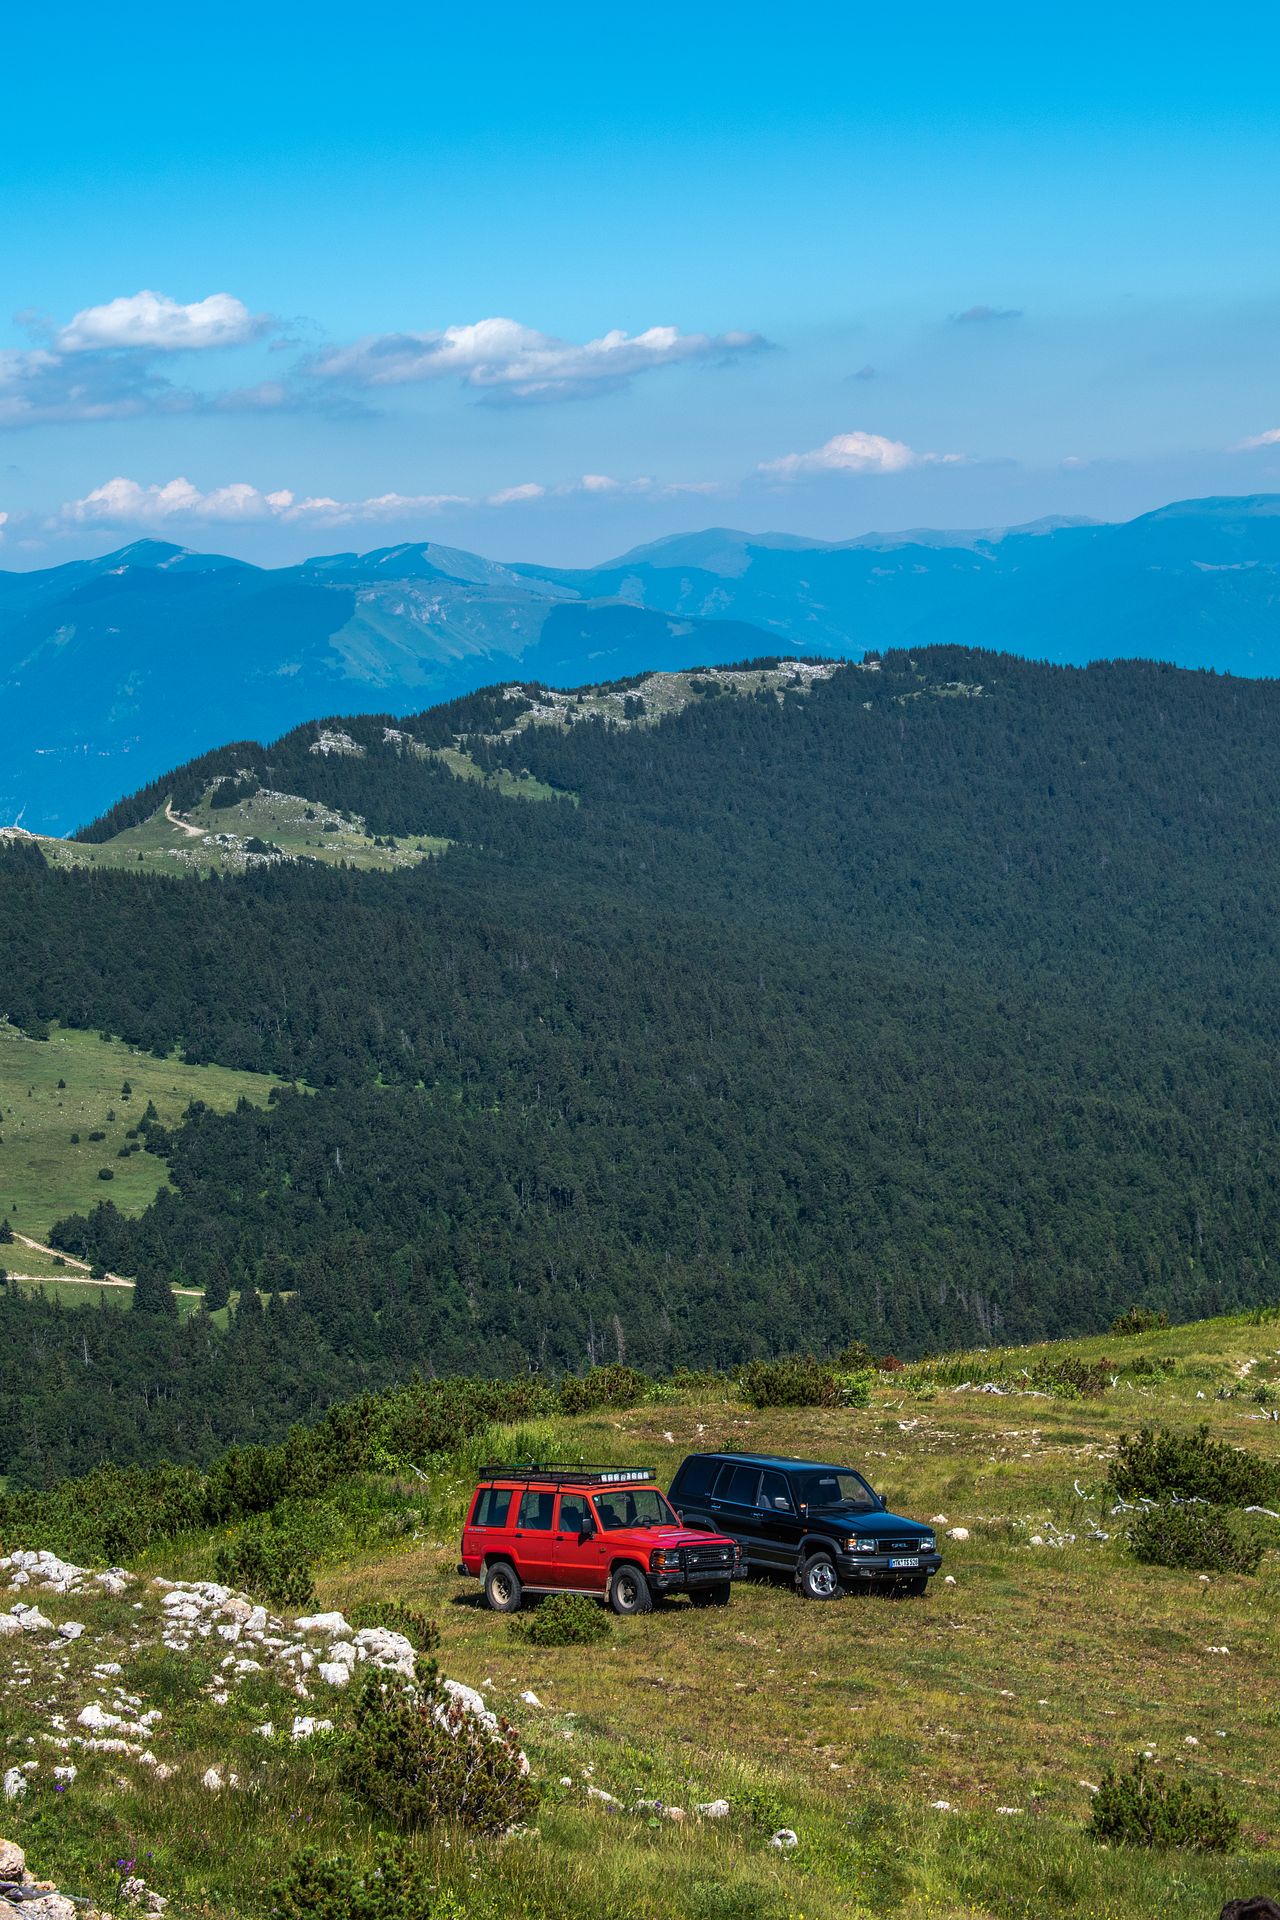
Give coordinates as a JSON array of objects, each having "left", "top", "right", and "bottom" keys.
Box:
[
  {"left": 132, "top": 1268, "right": 177, "bottom": 1315},
  {"left": 203, "top": 1263, "right": 232, "bottom": 1313}
]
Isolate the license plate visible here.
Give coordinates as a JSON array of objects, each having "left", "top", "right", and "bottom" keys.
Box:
[{"left": 889, "top": 1556, "right": 920, "bottom": 1569}]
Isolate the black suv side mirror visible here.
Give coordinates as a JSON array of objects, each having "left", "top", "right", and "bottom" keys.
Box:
[{"left": 579, "top": 1517, "right": 596, "bottom": 1539}]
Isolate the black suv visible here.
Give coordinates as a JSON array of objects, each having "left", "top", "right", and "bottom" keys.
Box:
[{"left": 668, "top": 1451, "right": 942, "bottom": 1598}]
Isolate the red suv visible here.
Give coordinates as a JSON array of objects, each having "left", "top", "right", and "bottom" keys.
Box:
[{"left": 459, "top": 1464, "right": 744, "bottom": 1614}]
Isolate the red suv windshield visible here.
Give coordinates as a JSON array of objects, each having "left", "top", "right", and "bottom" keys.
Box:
[{"left": 593, "top": 1487, "right": 677, "bottom": 1530}]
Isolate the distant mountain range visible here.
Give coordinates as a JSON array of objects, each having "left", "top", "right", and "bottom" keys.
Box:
[{"left": 5, "top": 491, "right": 1280, "bottom": 832}]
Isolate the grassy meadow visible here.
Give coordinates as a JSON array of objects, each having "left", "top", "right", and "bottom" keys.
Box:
[
  {"left": 1, "top": 1311, "right": 1277, "bottom": 1918},
  {"left": 0, "top": 1020, "right": 282, "bottom": 1252},
  {"left": 13, "top": 784, "right": 450, "bottom": 879}
]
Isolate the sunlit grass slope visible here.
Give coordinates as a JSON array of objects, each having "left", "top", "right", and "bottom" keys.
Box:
[
  {"left": 0, "top": 1021, "right": 282, "bottom": 1245},
  {"left": 2, "top": 1310, "right": 1276, "bottom": 1918}
]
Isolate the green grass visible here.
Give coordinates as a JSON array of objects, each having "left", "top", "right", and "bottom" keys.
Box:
[
  {"left": 427, "top": 744, "right": 563, "bottom": 802},
  {"left": 0, "top": 1020, "right": 283, "bottom": 1248},
  {"left": 18, "top": 786, "right": 450, "bottom": 879},
  {"left": 3, "top": 1310, "right": 1277, "bottom": 1917}
]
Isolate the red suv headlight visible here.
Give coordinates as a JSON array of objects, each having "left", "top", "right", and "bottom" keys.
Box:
[{"left": 650, "top": 1548, "right": 683, "bottom": 1571}]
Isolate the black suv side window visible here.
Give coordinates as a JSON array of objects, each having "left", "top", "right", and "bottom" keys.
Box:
[
  {"left": 759, "top": 1470, "right": 793, "bottom": 1512},
  {"left": 518, "top": 1489, "right": 556, "bottom": 1530},
  {"left": 716, "top": 1462, "right": 762, "bottom": 1506},
  {"left": 558, "top": 1493, "right": 590, "bottom": 1533},
  {"left": 673, "top": 1456, "right": 719, "bottom": 1500},
  {"left": 473, "top": 1487, "right": 512, "bottom": 1528}
]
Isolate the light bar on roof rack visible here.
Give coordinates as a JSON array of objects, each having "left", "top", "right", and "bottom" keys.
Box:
[{"left": 477, "top": 1463, "right": 655, "bottom": 1486}]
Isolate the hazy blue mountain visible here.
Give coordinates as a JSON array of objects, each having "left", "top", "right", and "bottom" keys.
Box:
[
  {"left": 5, "top": 494, "right": 1280, "bottom": 833},
  {"left": 515, "top": 495, "right": 1280, "bottom": 663},
  {"left": 0, "top": 542, "right": 787, "bottom": 833}
]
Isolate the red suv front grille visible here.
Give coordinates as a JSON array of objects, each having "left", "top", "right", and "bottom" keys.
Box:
[{"left": 685, "top": 1544, "right": 734, "bottom": 1571}]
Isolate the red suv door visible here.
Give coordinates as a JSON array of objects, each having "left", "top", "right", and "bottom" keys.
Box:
[
  {"left": 512, "top": 1485, "right": 557, "bottom": 1588},
  {"left": 552, "top": 1488, "right": 607, "bottom": 1592}
]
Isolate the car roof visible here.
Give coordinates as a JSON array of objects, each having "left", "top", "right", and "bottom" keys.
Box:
[{"left": 682, "top": 1451, "right": 857, "bottom": 1475}]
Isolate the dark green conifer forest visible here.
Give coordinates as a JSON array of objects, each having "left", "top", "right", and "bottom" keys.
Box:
[{"left": 4, "top": 646, "right": 1280, "bottom": 1482}]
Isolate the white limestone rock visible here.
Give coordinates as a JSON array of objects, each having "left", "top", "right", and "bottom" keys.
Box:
[
  {"left": 77, "top": 1704, "right": 124, "bottom": 1732},
  {"left": 353, "top": 1626, "right": 416, "bottom": 1679},
  {"left": 295, "top": 1611, "right": 352, "bottom": 1638}
]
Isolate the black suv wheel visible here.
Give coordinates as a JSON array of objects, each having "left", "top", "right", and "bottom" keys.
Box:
[
  {"left": 609, "top": 1565, "right": 653, "bottom": 1615},
  {"left": 484, "top": 1561, "right": 523, "bottom": 1612},
  {"left": 799, "top": 1553, "right": 841, "bottom": 1600}
]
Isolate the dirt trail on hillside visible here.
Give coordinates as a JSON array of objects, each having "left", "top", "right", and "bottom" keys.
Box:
[
  {"left": 164, "top": 800, "right": 204, "bottom": 839},
  {"left": 10, "top": 1231, "right": 202, "bottom": 1296}
]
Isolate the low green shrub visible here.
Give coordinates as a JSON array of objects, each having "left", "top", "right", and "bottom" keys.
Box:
[
  {"left": 1107, "top": 1424, "right": 1280, "bottom": 1507},
  {"left": 1088, "top": 1753, "right": 1239, "bottom": 1851},
  {"left": 1111, "top": 1306, "right": 1170, "bottom": 1337},
  {"left": 273, "top": 1844, "right": 465, "bottom": 1920},
  {"left": 1127, "top": 1503, "right": 1265, "bottom": 1575},
  {"left": 834, "top": 1338, "right": 876, "bottom": 1371},
  {"left": 1128, "top": 1354, "right": 1178, "bottom": 1377},
  {"left": 557, "top": 1363, "right": 654, "bottom": 1415},
  {"left": 214, "top": 1512, "right": 318, "bottom": 1608},
  {"left": 339, "top": 1664, "right": 537, "bottom": 1834},
  {"left": 512, "top": 1592, "right": 611, "bottom": 1647},
  {"left": 346, "top": 1600, "right": 440, "bottom": 1654},
  {"left": 739, "top": 1356, "right": 868, "bottom": 1409},
  {"left": 1025, "top": 1356, "right": 1113, "bottom": 1398}
]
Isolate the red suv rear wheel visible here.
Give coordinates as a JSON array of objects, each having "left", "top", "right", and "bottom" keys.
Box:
[{"left": 484, "top": 1561, "right": 523, "bottom": 1612}]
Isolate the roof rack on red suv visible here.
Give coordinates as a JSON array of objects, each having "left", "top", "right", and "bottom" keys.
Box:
[
  {"left": 475, "top": 1463, "right": 656, "bottom": 1486},
  {"left": 458, "top": 1461, "right": 745, "bottom": 1615}
]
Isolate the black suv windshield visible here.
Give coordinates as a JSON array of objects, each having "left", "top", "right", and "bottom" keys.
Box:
[
  {"left": 798, "top": 1469, "right": 879, "bottom": 1511},
  {"left": 592, "top": 1487, "right": 677, "bottom": 1530}
]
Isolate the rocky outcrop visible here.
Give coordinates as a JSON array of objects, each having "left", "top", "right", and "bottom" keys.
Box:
[{"left": 0, "top": 1835, "right": 108, "bottom": 1919}]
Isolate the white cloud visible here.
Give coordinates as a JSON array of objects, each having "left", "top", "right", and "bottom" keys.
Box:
[
  {"left": 310, "top": 316, "right": 766, "bottom": 400},
  {"left": 57, "top": 464, "right": 720, "bottom": 531},
  {"left": 487, "top": 482, "right": 545, "bottom": 505},
  {"left": 0, "top": 341, "right": 294, "bottom": 431},
  {"left": 759, "top": 430, "right": 961, "bottom": 478},
  {"left": 62, "top": 476, "right": 468, "bottom": 528},
  {"left": 56, "top": 291, "right": 263, "bottom": 353},
  {"left": 0, "top": 346, "right": 178, "bottom": 427},
  {"left": 1234, "top": 428, "right": 1280, "bottom": 450}
]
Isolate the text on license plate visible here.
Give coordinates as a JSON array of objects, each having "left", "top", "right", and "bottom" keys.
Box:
[{"left": 889, "top": 1556, "right": 920, "bottom": 1569}]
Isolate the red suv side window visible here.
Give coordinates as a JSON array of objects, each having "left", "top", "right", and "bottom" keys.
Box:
[
  {"left": 518, "top": 1489, "right": 556, "bottom": 1530},
  {"left": 558, "top": 1492, "right": 591, "bottom": 1532}
]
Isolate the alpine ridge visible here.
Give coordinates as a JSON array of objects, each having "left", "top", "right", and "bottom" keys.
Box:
[{"left": 8, "top": 491, "right": 1280, "bottom": 833}]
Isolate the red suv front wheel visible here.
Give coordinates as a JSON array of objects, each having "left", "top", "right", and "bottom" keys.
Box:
[{"left": 609, "top": 1565, "right": 653, "bottom": 1615}]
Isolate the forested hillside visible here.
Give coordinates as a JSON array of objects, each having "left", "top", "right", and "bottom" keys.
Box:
[{"left": 4, "top": 645, "right": 1280, "bottom": 1481}]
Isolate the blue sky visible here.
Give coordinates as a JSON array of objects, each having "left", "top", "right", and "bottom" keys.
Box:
[{"left": 4, "top": 0, "right": 1280, "bottom": 566}]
